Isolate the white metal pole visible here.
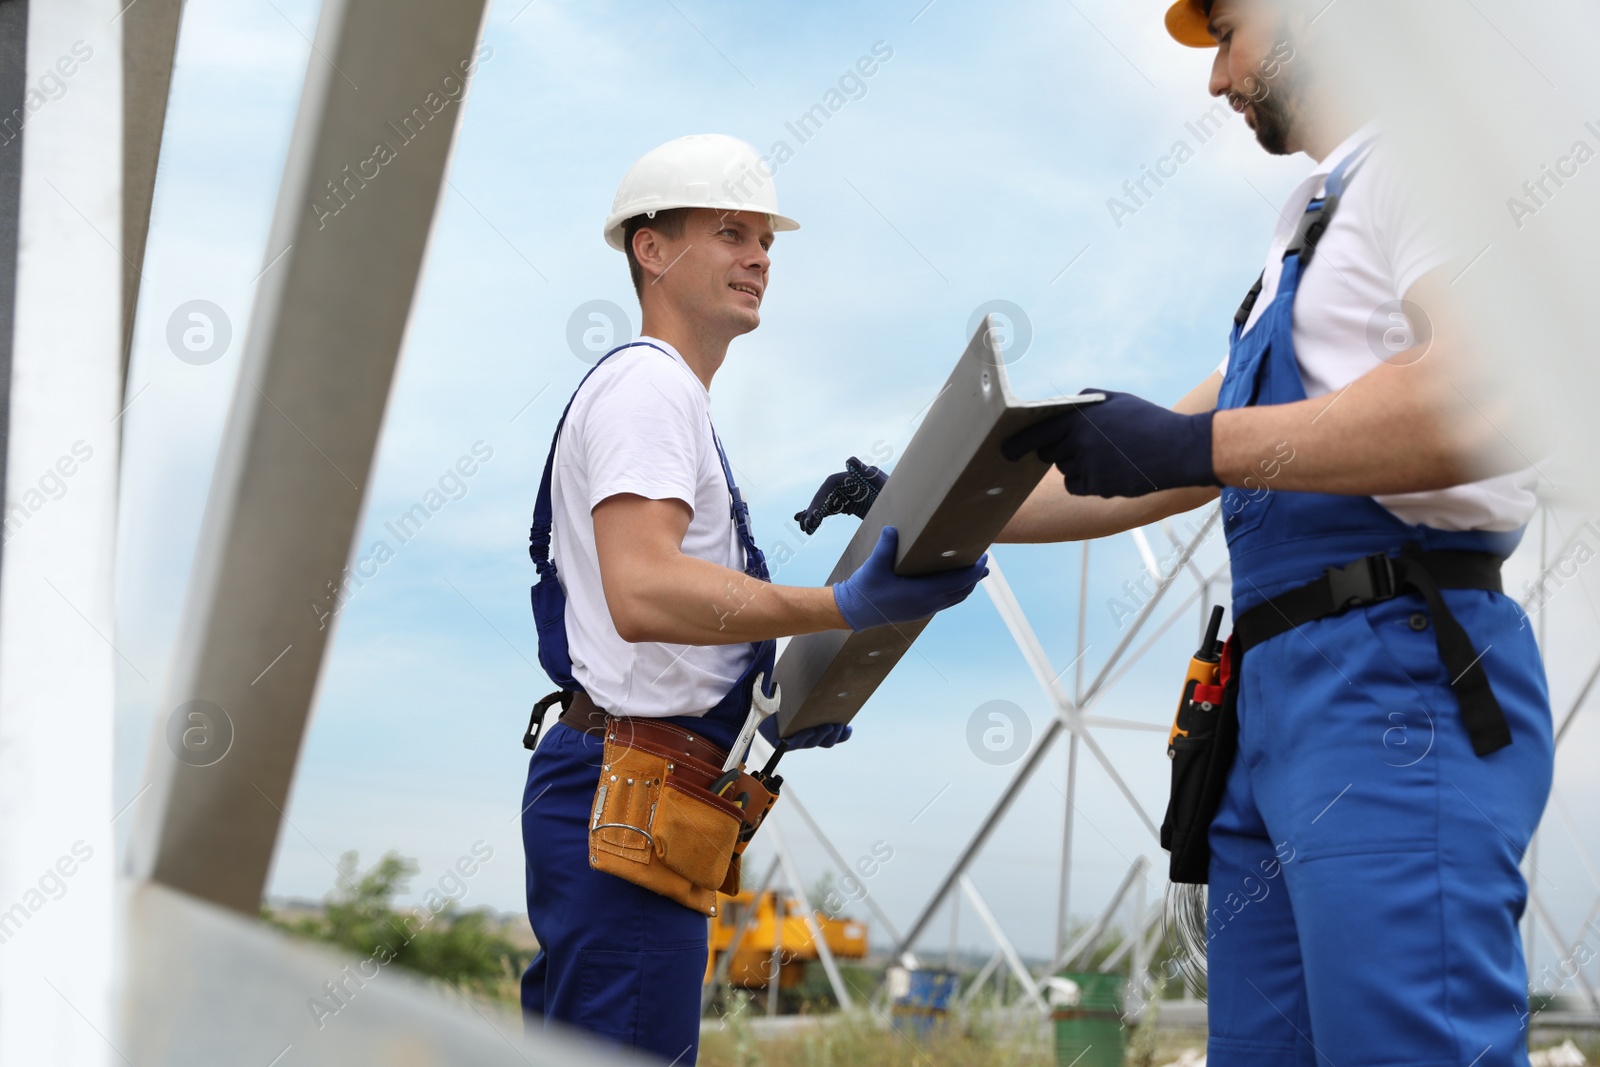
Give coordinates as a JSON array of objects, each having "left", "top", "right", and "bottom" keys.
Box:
[
  {"left": 1054, "top": 543, "right": 1089, "bottom": 962},
  {"left": 959, "top": 949, "right": 1004, "bottom": 1006},
  {"left": 749, "top": 745, "right": 905, "bottom": 944},
  {"left": 0, "top": 2, "right": 123, "bottom": 1063},
  {"left": 1553, "top": 655, "right": 1600, "bottom": 749},
  {"left": 768, "top": 819, "right": 853, "bottom": 1011},
  {"left": 1529, "top": 890, "right": 1600, "bottom": 1012},
  {"left": 958, "top": 876, "right": 1048, "bottom": 1014},
  {"left": 767, "top": 893, "right": 783, "bottom": 1018},
  {"left": 947, "top": 888, "right": 959, "bottom": 971},
  {"left": 1048, "top": 858, "right": 1150, "bottom": 975},
  {"left": 1128, "top": 869, "right": 1149, "bottom": 1018},
  {"left": 1158, "top": 518, "right": 1213, "bottom": 641},
  {"left": 702, "top": 855, "right": 781, "bottom": 1014},
  {"left": 1098, "top": 900, "right": 1160, "bottom": 972},
  {"left": 1054, "top": 733, "right": 1080, "bottom": 963},
  {"left": 1528, "top": 498, "right": 1550, "bottom": 982},
  {"left": 987, "top": 560, "right": 1160, "bottom": 838},
  {"left": 1079, "top": 510, "right": 1220, "bottom": 703},
  {"left": 1075, "top": 541, "right": 1090, "bottom": 706},
  {"left": 890, "top": 520, "right": 1217, "bottom": 967}
]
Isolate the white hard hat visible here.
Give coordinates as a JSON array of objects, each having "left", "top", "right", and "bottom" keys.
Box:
[{"left": 603, "top": 134, "right": 801, "bottom": 252}]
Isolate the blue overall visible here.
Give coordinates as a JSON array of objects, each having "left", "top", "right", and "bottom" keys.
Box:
[
  {"left": 1206, "top": 150, "right": 1554, "bottom": 1066},
  {"left": 521, "top": 342, "right": 775, "bottom": 1063}
]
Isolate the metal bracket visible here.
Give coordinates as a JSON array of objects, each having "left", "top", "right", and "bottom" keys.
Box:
[{"left": 773, "top": 317, "right": 1100, "bottom": 734}]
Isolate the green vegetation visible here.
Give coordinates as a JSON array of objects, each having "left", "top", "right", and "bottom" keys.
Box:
[
  {"left": 702, "top": 1004, "right": 1057, "bottom": 1067},
  {"left": 702, "top": 911, "right": 1208, "bottom": 1067},
  {"left": 261, "top": 850, "right": 532, "bottom": 1005}
]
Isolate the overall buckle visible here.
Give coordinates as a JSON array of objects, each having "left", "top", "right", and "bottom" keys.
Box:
[
  {"left": 1283, "top": 193, "right": 1342, "bottom": 267},
  {"left": 1325, "top": 553, "right": 1397, "bottom": 611}
]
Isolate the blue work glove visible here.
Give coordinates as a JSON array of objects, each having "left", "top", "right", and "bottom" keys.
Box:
[
  {"left": 1001, "top": 389, "right": 1218, "bottom": 498},
  {"left": 832, "top": 526, "right": 989, "bottom": 631},
  {"left": 759, "top": 715, "right": 852, "bottom": 750},
  {"left": 795, "top": 457, "right": 888, "bottom": 535}
]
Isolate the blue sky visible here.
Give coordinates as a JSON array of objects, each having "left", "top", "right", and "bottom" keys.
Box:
[{"left": 114, "top": 0, "right": 1600, "bottom": 969}]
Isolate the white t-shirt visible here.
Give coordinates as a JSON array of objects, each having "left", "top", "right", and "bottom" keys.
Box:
[
  {"left": 1226, "top": 125, "right": 1537, "bottom": 532},
  {"left": 550, "top": 338, "right": 754, "bottom": 718}
]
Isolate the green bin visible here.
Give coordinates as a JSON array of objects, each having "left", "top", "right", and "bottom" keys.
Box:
[{"left": 1051, "top": 972, "right": 1126, "bottom": 1067}]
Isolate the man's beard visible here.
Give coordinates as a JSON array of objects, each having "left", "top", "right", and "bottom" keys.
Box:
[
  {"left": 1240, "top": 31, "right": 1306, "bottom": 157},
  {"left": 1250, "top": 85, "right": 1299, "bottom": 156}
]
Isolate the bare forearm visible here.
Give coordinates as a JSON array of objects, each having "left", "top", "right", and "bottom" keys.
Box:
[
  {"left": 594, "top": 494, "right": 847, "bottom": 644},
  {"left": 999, "top": 480, "right": 1218, "bottom": 543},
  {"left": 606, "top": 554, "right": 845, "bottom": 645},
  {"left": 1212, "top": 352, "right": 1531, "bottom": 495},
  {"left": 1214, "top": 272, "right": 1545, "bottom": 495},
  {"left": 998, "top": 370, "right": 1225, "bottom": 543},
  {"left": 1211, "top": 375, "right": 1458, "bottom": 493}
]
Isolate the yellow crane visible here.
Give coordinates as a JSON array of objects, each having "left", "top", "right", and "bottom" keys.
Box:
[{"left": 704, "top": 888, "right": 869, "bottom": 990}]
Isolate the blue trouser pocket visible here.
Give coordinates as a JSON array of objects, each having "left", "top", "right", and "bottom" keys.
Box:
[
  {"left": 522, "top": 725, "right": 711, "bottom": 1063},
  {"left": 1208, "top": 591, "right": 1552, "bottom": 1067},
  {"left": 575, "top": 944, "right": 708, "bottom": 1051}
]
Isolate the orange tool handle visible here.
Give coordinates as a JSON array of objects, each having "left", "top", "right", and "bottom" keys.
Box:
[{"left": 1167, "top": 656, "right": 1222, "bottom": 748}]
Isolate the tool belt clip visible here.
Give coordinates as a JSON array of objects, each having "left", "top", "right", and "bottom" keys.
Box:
[
  {"left": 524, "top": 690, "right": 574, "bottom": 751},
  {"left": 1325, "top": 551, "right": 1396, "bottom": 610}
]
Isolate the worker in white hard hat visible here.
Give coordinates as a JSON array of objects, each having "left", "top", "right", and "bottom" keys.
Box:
[
  {"left": 989, "top": 2, "right": 1551, "bottom": 1063},
  {"left": 517, "top": 134, "right": 988, "bottom": 1061}
]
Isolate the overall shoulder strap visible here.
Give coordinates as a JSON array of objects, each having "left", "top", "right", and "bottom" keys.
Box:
[
  {"left": 527, "top": 341, "right": 673, "bottom": 576},
  {"left": 1234, "top": 271, "right": 1266, "bottom": 328},
  {"left": 708, "top": 427, "right": 773, "bottom": 690},
  {"left": 1282, "top": 137, "right": 1377, "bottom": 268},
  {"left": 1236, "top": 139, "right": 1379, "bottom": 330},
  {"left": 708, "top": 427, "right": 769, "bottom": 582},
  {"left": 531, "top": 339, "right": 771, "bottom": 585}
]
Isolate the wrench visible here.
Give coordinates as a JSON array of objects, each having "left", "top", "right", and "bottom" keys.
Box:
[{"left": 720, "top": 672, "right": 780, "bottom": 775}]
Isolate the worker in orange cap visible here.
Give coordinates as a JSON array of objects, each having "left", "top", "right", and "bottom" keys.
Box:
[{"left": 993, "top": 2, "right": 1553, "bottom": 1063}]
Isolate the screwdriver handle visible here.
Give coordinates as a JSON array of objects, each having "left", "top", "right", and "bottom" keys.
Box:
[{"left": 759, "top": 740, "right": 789, "bottom": 778}]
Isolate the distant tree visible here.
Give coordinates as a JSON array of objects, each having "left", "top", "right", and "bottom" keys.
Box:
[{"left": 262, "top": 850, "right": 530, "bottom": 1003}]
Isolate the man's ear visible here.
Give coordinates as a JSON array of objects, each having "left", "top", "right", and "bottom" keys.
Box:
[{"left": 632, "top": 226, "right": 666, "bottom": 286}]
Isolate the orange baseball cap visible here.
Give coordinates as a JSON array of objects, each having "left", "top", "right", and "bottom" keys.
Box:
[{"left": 1165, "top": 0, "right": 1216, "bottom": 47}]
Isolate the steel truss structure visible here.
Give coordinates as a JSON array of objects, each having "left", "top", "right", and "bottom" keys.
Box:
[{"left": 727, "top": 495, "right": 1600, "bottom": 1035}]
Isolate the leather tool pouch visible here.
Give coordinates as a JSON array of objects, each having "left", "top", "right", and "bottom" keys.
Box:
[
  {"left": 588, "top": 725, "right": 775, "bottom": 915},
  {"left": 717, "top": 771, "right": 777, "bottom": 896},
  {"left": 1161, "top": 638, "right": 1240, "bottom": 885}
]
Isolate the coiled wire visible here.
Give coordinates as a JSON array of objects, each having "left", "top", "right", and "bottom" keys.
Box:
[{"left": 1163, "top": 881, "right": 1209, "bottom": 999}]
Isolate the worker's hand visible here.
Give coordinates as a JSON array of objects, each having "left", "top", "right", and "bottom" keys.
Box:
[
  {"left": 832, "top": 526, "right": 988, "bottom": 631},
  {"left": 794, "top": 457, "right": 888, "bottom": 535},
  {"left": 1001, "top": 390, "right": 1218, "bottom": 498},
  {"left": 758, "top": 716, "right": 852, "bottom": 749}
]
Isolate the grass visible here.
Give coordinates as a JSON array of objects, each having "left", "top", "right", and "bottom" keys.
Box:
[
  {"left": 699, "top": 957, "right": 1211, "bottom": 1067},
  {"left": 703, "top": 1017, "right": 1600, "bottom": 1067},
  {"left": 700, "top": 1005, "right": 1056, "bottom": 1067},
  {"left": 1532, "top": 1033, "right": 1600, "bottom": 1060}
]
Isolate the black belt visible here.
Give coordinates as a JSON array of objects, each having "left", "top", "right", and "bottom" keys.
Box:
[{"left": 1234, "top": 544, "right": 1511, "bottom": 756}]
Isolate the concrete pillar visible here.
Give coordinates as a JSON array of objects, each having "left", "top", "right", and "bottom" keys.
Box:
[{"left": 127, "top": 0, "right": 490, "bottom": 914}]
